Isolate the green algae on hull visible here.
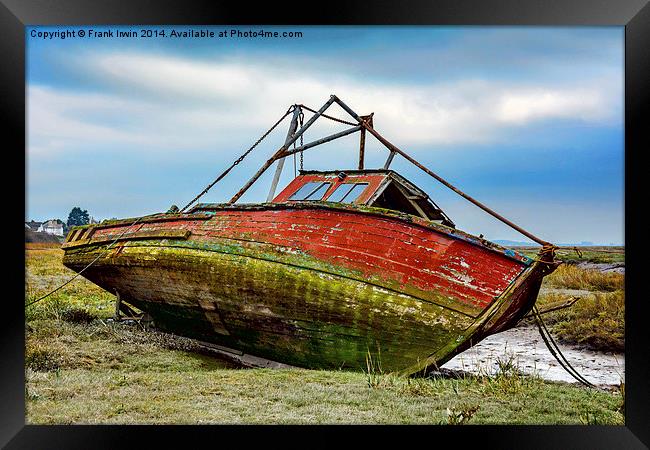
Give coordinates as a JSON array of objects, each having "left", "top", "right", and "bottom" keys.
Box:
[{"left": 63, "top": 240, "right": 477, "bottom": 372}]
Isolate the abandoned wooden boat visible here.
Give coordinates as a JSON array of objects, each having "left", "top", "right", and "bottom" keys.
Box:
[{"left": 62, "top": 95, "right": 559, "bottom": 376}]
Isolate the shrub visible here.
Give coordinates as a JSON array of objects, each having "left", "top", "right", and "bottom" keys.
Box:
[
  {"left": 61, "top": 307, "right": 97, "bottom": 324},
  {"left": 26, "top": 342, "right": 61, "bottom": 372}
]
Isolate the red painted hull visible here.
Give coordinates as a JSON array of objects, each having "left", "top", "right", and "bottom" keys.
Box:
[{"left": 62, "top": 203, "right": 548, "bottom": 374}]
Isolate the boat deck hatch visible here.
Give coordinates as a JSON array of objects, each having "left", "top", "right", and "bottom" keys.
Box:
[{"left": 273, "top": 169, "right": 455, "bottom": 227}]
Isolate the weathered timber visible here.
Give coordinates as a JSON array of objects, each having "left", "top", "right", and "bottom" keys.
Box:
[
  {"left": 60, "top": 96, "right": 559, "bottom": 375},
  {"left": 62, "top": 229, "right": 191, "bottom": 249},
  {"left": 383, "top": 151, "right": 396, "bottom": 169},
  {"left": 114, "top": 290, "right": 122, "bottom": 319},
  {"left": 358, "top": 114, "right": 373, "bottom": 170},
  {"left": 326, "top": 95, "right": 550, "bottom": 246},
  {"left": 62, "top": 202, "right": 545, "bottom": 374},
  {"left": 361, "top": 124, "right": 550, "bottom": 245}
]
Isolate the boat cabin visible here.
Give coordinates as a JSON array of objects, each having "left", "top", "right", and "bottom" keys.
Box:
[{"left": 273, "top": 170, "right": 455, "bottom": 228}]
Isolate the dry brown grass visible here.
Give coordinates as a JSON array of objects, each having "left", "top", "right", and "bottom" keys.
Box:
[
  {"left": 545, "top": 264, "right": 624, "bottom": 292},
  {"left": 25, "top": 242, "right": 62, "bottom": 250},
  {"left": 536, "top": 290, "right": 624, "bottom": 352}
]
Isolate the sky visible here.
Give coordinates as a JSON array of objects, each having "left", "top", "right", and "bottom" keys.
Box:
[{"left": 26, "top": 26, "right": 624, "bottom": 245}]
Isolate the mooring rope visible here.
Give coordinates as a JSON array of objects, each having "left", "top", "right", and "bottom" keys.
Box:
[
  {"left": 532, "top": 305, "right": 596, "bottom": 388},
  {"left": 25, "top": 218, "right": 142, "bottom": 308}
]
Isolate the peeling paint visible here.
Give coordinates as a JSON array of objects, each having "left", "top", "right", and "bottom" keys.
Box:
[{"left": 63, "top": 203, "right": 550, "bottom": 375}]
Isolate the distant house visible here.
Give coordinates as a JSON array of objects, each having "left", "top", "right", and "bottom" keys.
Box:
[
  {"left": 25, "top": 220, "right": 43, "bottom": 232},
  {"left": 37, "top": 219, "right": 65, "bottom": 237}
]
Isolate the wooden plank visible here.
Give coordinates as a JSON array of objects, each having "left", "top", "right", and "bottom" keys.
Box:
[{"left": 62, "top": 229, "right": 191, "bottom": 249}]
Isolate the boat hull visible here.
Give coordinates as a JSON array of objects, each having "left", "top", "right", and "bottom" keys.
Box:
[{"left": 62, "top": 203, "right": 548, "bottom": 374}]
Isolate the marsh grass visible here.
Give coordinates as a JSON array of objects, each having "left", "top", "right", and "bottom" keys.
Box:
[
  {"left": 25, "top": 341, "right": 62, "bottom": 372},
  {"left": 364, "top": 348, "right": 385, "bottom": 388},
  {"left": 551, "top": 292, "right": 623, "bottom": 352},
  {"left": 25, "top": 318, "right": 625, "bottom": 424},
  {"left": 25, "top": 247, "right": 115, "bottom": 323},
  {"left": 534, "top": 290, "right": 624, "bottom": 352},
  {"left": 24, "top": 246, "right": 626, "bottom": 424},
  {"left": 545, "top": 264, "right": 624, "bottom": 292},
  {"left": 480, "top": 354, "right": 542, "bottom": 398},
  {"left": 526, "top": 262, "right": 625, "bottom": 352}
]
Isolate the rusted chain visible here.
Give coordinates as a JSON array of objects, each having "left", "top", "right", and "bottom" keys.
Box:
[
  {"left": 510, "top": 246, "right": 624, "bottom": 255},
  {"left": 179, "top": 105, "right": 296, "bottom": 212},
  {"left": 526, "top": 256, "right": 564, "bottom": 266},
  {"left": 521, "top": 244, "right": 563, "bottom": 267},
  {"left": 298, "top": 103, "right": 357, "bottom": 126},
  {"left": 228, "top": 97, "right": 338, "bottom": 204},
  {"left": 299, "top": 110, "right": 305, "bottom": 171},
  {"left": 518, "top": 244, "right": 624, "bottom": 265}
]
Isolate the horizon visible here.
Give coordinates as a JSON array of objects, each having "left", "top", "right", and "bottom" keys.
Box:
[{"left": 26, "top": 26, "right": 624, "bottom": 245}]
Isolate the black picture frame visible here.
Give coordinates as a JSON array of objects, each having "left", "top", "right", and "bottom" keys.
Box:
[{"left": 3, "top": 1, "right": 647, "bottom": 448}]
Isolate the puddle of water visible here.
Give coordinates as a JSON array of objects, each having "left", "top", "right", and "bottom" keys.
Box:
[{"left": 442, "top": 325, "right": 624, "bottom": 387}]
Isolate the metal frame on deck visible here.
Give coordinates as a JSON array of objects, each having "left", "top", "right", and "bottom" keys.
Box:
[{"left": 223, "top": 95, "right": 550, "bottom": 246}]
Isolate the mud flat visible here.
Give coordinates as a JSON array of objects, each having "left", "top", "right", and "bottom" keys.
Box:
[
  {"left": 575, "top": 261, "right": 625, "bottom": 274},
  {"left": 442, "top": 325, "right": 624, "bottom": 387}
]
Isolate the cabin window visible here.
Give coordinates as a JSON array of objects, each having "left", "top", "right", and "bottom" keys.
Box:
[
  {"left": 326, "top": 182, "right": 369, "bottom": 204},
  {"left": 289, "top": 182, "right": 332, "bottom": 201}
]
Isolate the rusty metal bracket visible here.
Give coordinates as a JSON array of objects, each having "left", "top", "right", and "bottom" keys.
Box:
[{"left": 358, "top": 114, "right": 373, "bottom": 170}]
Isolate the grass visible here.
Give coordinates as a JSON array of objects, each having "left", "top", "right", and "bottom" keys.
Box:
[
  {"left": 24, "top": 246, "right": 625, "bottom": 424},
  {"left": 534, "top": 291, "right": 624, "bottom": 352},
  {"left": 25, "top": 323, "right": 624, "bottom": 425},
  {"left": 531, "top": 258, "right": 625, "bottom": 352},
  {"left": 544, "top": 264, "right": 624, "bottom": 292}
]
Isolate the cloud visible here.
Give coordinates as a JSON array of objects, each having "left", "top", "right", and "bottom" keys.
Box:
[
  {"left": 28, "top": 87, "right": 139, "bottom": 143},
  {"left": 495, "top": 89, "right": 608, "bottom": 124},
  {"left": 25, "top": 30, "right": 624, "bottom": 245},
  {"left": 28, "top": 51, "right": 621, "bottom": 160}
]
